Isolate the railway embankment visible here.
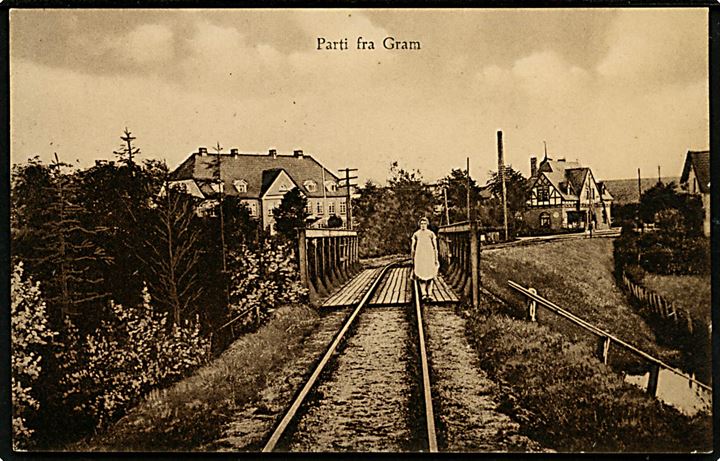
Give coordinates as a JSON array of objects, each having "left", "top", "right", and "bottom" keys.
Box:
[
  {"left": 73, "top": 304, "right": 349, "bottom": 451},
  {"left": 468, "top": 237, "right": 712, "bottom": 452}
]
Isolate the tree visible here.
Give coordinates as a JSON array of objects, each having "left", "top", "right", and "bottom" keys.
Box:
[
  {"left": 327, "top": 214, "right": 343, "bottom": 228},
  {"left": 639, "top": 181, "right": 703, "bottom": 235},
  {"left": 436, "top": 168, "right": 482, "bottom": 224},
  {"left": 11, "top": 156, "right": 111, "bottom": 333},
  {"left": 139, "top": 182, "right": 205, "bottom": 325},
  {"left": 486, "top": 165, "right": 528, "bottom": 233},
  {"left": 272, "top": 187, "right": 309, "bottom": 242},
  {"left": 353, "top": 163, "right": 436, "bottom": 257}
]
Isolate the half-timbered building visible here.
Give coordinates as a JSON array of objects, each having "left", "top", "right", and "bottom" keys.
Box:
[{"left": 523, "top": 156, "right": 613, "bottom": 232}]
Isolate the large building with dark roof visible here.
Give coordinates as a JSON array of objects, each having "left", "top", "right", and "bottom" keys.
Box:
[
  {"left": 680, "top": 149, "right": 710, "bottom": 236},
  {"left": 523, "top": 155, "right": 613, "bottom": 232},
  {"left": 169, "top": 147, "right": 349, "bottom": 233}
]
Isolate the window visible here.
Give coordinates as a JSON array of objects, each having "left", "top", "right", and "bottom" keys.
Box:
[
  {"left": 328, "top": 202, "right": 335, "bottom": 214},
  {"left": 248, "top": 202, "right": 257, "bottom": 216},
  {"left": 279, "top": 184, "right": 289, "bottom": 192},
  {"left": 537, "top": 186, "right": 549, "bottom": 202},
  {"left": 316, "top": 202, "right": 324, "bottom": 215},
  {"left": 268, "top": 205, "right": 275, "bottom": 216},
  {"left": 233, "top": 179, "right": 248, "bottom": 193},
  {"left": 305, "top": 202, "right": 311, "bottom": 214},
  {"left": 325, "top": 181, "right": 337, "bottom": 192},
  {"left": 304, "top": 180, "right": 317, "bottom": 192},
  {"left": 540, "top": 212, "right": 551, "bottom": 228},
  {"left": 340, "top": 201, "right": 346, "bottom": 214}
]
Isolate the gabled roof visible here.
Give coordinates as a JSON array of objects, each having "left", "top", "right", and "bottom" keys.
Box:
[
  {"left": 680, "top": 150, "right": 710, "bottom": 194},
  {"left": 170, "top": 150, "right": 347, "bottom": 198},
  {"left": 260, "top": 168, "right": 300, "bottom": 197},
  {"left": 532, "top": 158, "right": 583, "bottom": 200},
  {"left": 566, "top": 168, "right": 589, "bottom": 196}
]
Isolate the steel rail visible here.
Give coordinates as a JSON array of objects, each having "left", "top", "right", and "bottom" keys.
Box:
[
  {"left": 413, "top": 279, "right": 438, "bottom": 452},
  {"left": 508, "top": 280, "right": 711, "bottom": 392},
  {"left": 261, "top": 262, "right": 396, "bottom": 452}
]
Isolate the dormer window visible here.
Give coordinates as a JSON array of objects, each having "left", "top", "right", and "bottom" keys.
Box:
[
  {"left": 325, "top": 181, "right": 337, "bottom": 193},
  {"left": 304, "top": 180, "right": 317, "bottom": 192},
  {"left": 233, "top": 179, "right": 248, "bottom": 193},
  {"left": 210, "top": 182, "right": 224, "bottom": 194}
]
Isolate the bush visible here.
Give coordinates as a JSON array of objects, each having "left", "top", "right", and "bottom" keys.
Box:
[
  {"left": 229, "top": 241, "right": 307, "bottom": 327},
  {"left": 467, "top": 314, "right": 712, "bottom": 452},
  {"left": 60, "top": 285, "right": 210, "bottom": 429},
  {"left": 11, "top": 263, "right": 57, "bottom": 449}
]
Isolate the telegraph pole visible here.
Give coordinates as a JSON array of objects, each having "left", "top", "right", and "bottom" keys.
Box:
[
  {"left": 466, "top": 157, "right": 471, "bottom": 222},
  {"left": 338, "top": 168, "right": 358, "bottom": 229},
  {"left": 497, "top": 130, "right": 509, "bottom": 241}
]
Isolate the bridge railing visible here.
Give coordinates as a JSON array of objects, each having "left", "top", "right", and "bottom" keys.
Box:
[
  {"left": 297, "top": 228, "right": 361, "bottom": 302},
  {"left": 437, "top": 221, "right": 507, "bottom": 308},
  {"left": 508, "top": 280, "right": 711, "bottom": 397}
]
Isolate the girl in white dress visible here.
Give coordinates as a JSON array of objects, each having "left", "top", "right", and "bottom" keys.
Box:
[{"left": 411, "top": 217, "right": 439, "bottom": 301}]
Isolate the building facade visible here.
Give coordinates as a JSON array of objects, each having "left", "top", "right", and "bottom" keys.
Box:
[
  {"left": 169, "top": 147, "right": 349, "bottom": 234},
  {"left": 680, "top": 150, "right": 710, "bottom": 237},
  {"left": 523, "top": 156, "right": 613, "bottom": 232}
]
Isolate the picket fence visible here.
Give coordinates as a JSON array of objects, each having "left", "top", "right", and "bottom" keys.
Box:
[{"left": 620, "top": 272, "right": 695, "bottom": 335}]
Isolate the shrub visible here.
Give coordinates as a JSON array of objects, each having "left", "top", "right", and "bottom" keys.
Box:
[
  {"left": 229, "top": 241, "right": 307, "bottom": 327},
  {"left": 60, "top": 285, "right": 210, "bottom": 429},
  {"left": 11, "top": 263, "right": 57, "bottom": 449}
]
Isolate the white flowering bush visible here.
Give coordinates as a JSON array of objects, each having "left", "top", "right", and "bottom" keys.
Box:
[
  {"left": 229, "top": 241, "right": 307, "bottom": 325},
  {"left": 11, "top": 263, "right": 56, "bottom": 449},
  {"left": 61, "top": 285, "right": 209, "bottom": 429}
]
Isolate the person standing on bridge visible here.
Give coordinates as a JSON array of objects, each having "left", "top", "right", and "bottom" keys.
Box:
[{"left": 411, "top": 217, "right": 439, "bottom": 302}]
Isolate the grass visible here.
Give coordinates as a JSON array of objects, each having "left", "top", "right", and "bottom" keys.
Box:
[
  {"left": 480, "top": 238, "right": 668, "bottom": 363},
  {"left": 72, "top": 304, "right": 322, "bottom": 451},
  {"left": 465, "top": 312, "right": 712, "bottom": 452},
  {"left": 641, "top": 273, "right": 710, "bottom": 324}
]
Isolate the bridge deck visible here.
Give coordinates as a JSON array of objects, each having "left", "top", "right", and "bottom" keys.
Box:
[
  {"left": 321, "top": 268, "right": 382, "bottom": 308},
  {"left": 369, "top": 266, "right": 411, "bottom": 306},
  {"left": 322, "top": 265, "right": 458, "bottom": 308}
]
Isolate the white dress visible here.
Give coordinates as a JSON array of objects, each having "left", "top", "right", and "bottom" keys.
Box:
[{"left": 412, "top": 229, "right": 438, "bottom": 281}]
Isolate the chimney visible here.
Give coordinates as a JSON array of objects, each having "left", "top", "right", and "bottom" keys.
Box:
[
  {"left": 268, "top": 148, "right": 277, "bottom": 159},
  {"left": 530, "top": 156, "right": 537, "bottom": 177},
  {"left": 293, "top": 149, "right": 304, "bottom": 158},
  {"left": 198, "top": 147, "right": 208, "bottom": 155},
  {"left": 230, "top": 148, "right": 239, "bottom": 156}
]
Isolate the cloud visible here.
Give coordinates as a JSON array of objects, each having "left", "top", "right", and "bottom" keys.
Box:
[{"left": 597, "top": 8, "right": 707, "bottom": 85}]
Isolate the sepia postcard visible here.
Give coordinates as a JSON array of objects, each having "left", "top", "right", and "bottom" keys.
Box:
[{"left": 6, "top": 6, "right": 715, "bottom": 456}]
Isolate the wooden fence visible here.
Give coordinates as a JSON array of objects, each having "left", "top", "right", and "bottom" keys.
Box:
[
  {"left": 620, "top": 272, "right": 696, "bottom": 335},
  {"left": 438, "top": 221, "right": 507, "bottom": 308},
  {"left": 508, "top": 280, "right": 711, "bottom": 397},
  {"left": 297, "top": 228, "right": 361, "bottom": 302}
]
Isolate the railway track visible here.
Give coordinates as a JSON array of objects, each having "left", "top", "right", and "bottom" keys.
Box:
[{"left": 261, "top": 261, "right": 439, "bottom": 452}]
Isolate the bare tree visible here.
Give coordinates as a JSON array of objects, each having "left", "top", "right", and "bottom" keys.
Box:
[{"left": 139, "top": 179, "right": 204, "bottom": 325}]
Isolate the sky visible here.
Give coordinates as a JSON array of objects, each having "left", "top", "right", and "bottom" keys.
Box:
[{"left": 10, "top": 8, "right": 709, "bottom": 185}]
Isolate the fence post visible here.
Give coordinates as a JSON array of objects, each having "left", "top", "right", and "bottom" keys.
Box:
[
  {"left": 647, "top": 364, "right": 660, "bottom": 396},
  {"left": 598, "top": 336, "right": 611, "bottom": 365},
  {"left": 297, "top": 228, "right": 309, "bottom": 290},
  {"left": 528, "top": 287, "right": 537, "bottom": 322},
  {"left": 470, "top": 221, "right": 479, "bottom": 309}
]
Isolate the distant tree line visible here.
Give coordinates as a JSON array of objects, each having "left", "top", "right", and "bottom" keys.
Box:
[
  {"left": 353, "top": 162, "right": 528, "bottom": 258},
  {"left": 11, "top": 131, "right": 305, "bottom": 449}
]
